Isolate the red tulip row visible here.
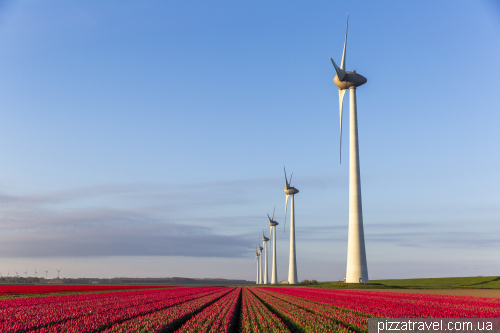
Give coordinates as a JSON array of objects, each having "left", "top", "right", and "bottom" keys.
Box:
[
  {"left": 257, "top": 288, "right": 369, "bottom": 331},
  {"left": 0, "top": 285, "right": 172, "bottom": 296},
  {"left": 260, "top": 287, "right": 500, "bottom": 318},
  {"left": 252, "top": 288, "right": 354, "bottom": 333},
  {"left": 0, "top": 286, "right": 225, "bottom": 332},
  {"left": 241, "top": 288, "right": 290, "bottom": 333},
  {"left": 175, "top": 287, "right": 241, "bottom": 333},
  {"left": 102, "top": 288, "right": 234, "bottom": 333}
]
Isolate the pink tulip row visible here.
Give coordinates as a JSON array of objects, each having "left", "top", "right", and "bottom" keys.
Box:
[
  {"left": 102, "top": 288, "right": 234, "bottom": 333},
  {"left": 252, "top": 288, "right": 354, "bottom": 333},
  {"left": 0, "top": 285, "right": 173, "bottom": 296},
  {"left": 175, "top": 287, "right": 241, "bottom": 333},
  {"left": 260, "top": 287, "right": 500, "bottom": 318},
  {"left": 0, "top": 286, "right": 225, "bottom": 332},
  {"left": 258, "top": 288, "right": 369, "bottom": 330},
  {"left": 241, "top": 288, "right": 290, "bottom": 333}
]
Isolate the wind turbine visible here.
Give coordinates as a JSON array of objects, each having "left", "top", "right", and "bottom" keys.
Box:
[
  {"left": 24, "top": 270, "right": 28, "bottom": 278},
  {"left": 255, "top": 249, "right": 260, "bottom": 284},
  {"left": 258, "top": 238, "right": 264, "bottom": 284},
  {"left": 267, "top": 207, "right": 279, "bottom": 284},
  {"left": 284, "top": 167, "right": 299, "bottom": 284},
  {"left": 44, "top": 269, "right": 49, "bottom": 279},
  {"left": 262, "top": 230, "right": 270, "bottom": 284},
  {"left": 56, "top": 269, "right": 61, "bottom": 279},
  {"left": 15, "top": 271, "right": 19, "bottom": 277},
  {"left": 34, "top": 268, "right": 37, "bottom": 277},
  {"left": 330, "top": 14, "right": 369, "bottom": 283}
]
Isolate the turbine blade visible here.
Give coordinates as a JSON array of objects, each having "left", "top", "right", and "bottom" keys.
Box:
[
  {"left": 289, "top": 172, "right": 293, "bottom": 186},
  {"left": 330, "top": 58, "right": 346, "bottom": 81},
  {"left": 267, "top": 213, "right": 271, "bottom": 221},
  {"left": 272, "top": 206, "right": 276, "bottom": 220},
  {"left": 284, "top": 166, "right": 289, "bottom": 189},
  {"left": 339, "top": 89, "right": 347, "bottom": 164},
  {"left": 270, "top": 225, "right": 272, "bottom": 238},
  {"left": 284, "top": 194, "right": 289, "bottom": 233},
  {"left": 341, "top": 14, "right": 349, "bottom": 71}
]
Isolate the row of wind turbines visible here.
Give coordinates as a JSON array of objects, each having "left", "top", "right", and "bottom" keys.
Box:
[
  {"left": 255, "top": 168, "right": 299, "bottom": 285},
  {"left": 255, "top": 14, "right": 369, "bottom": 285},
  {"left": 1, "top": 269, "right": 62, "bottom": 279}
]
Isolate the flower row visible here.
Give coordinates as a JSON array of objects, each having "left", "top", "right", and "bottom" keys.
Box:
[
  {"left": 103, "top": 288, "right": 234, "bottom": 333},
  {"left": 257, "top": 288, "right": 369, "bottom": 330},
  {"left": 0, "top": 287, "right": 225, "bottom": 332},
  {"left": 0, "top": 285, "right": 172, "bottom": 296},
  {"left": 252, "top": 288, "right": 354, "bottom": 333},
  {"left": 260, "top": 287, "right": 500, "bottom": 318},
  {"left": 241, "top": 288, "right": 290, "bottom": 333},
  {"left": 175, "top": 287, "right": 241, "bottom": 333}
]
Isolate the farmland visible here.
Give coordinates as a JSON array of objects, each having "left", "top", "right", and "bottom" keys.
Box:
[
  {"left": 0, "top": 285, "right": 176, "bottom": 298},
  {"left": 1, "top": 285, "right": 499, "bottom": 332}
]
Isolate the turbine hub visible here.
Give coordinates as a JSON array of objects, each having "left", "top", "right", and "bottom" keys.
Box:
[
  {"left": 333, "top": 71, "right": 367, "bottom": 89},
  {"left": 269, "top": 221, "right": 279, "bottom": 226},
  {"left": 284, "top": 188, "right": 299, "bottom": 195},
  {"left": 262, "top": 237, "right": 269, "bottom": 242}
]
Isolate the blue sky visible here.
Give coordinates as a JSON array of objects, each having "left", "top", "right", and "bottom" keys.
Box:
[{"left": 0, "top": 0, "right": 499, "bottom": 281}]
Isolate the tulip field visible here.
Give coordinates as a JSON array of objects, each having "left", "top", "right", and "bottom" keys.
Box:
[
  {"left": 0, "top": 285, "right": 175, "bottom": 297},
  {"left": 1, "top": 285, "right": 499, "bottom": 332}
]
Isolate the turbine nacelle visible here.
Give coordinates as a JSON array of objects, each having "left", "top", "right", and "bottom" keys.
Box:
[
  {"left": 283, "top": 167, "right": 299, "bottom": 194},
  {"left": 262, "top": 230, "right": 270, "bottom": 242},
  {"left": 284, "top": 188, "right": 299, "bottom": 195},
  {"left": 332, "top": 70, "right": 367, "bottom": 89},
  {"left": 267, "top": 207, "right": 279, "bottom": 226}
]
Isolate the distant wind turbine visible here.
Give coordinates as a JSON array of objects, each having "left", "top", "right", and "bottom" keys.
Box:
[
  {"left": 44, "top": 269, "right": 49, "bottom": 279},
  {"left": 262, "top": 230, "right": 270, "bottom": 284},
  {"left": 15, "top": 271, "right": 19, "bottom": 277},
  {"left": 255, "top": 249, "right": 260, "bottom": 284},
  {"left": 330, "top": 14, "right": 369, "bottom": 283},
  {"left": 56, "top": 269, "right": 61, "bottom": 279},
  {"left": 258, "top": 238, "right": 264, "bottom": 284},
  {"left": 24, "top": 270, "right": 28, "bottom": 278},
  {"left": 34, "top": 268, "right": 37, "bottom": 277},
  {"left": 267, "top": 207, "right": 279, "bottom": 284},
  {"left": 284, "top": 167, "right": 299, "bottom": 284}
]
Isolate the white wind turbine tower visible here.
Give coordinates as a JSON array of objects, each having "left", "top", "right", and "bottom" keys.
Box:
[
  {"left": 284, "top": 167, "right": 299, "bottom": 284},
  {"left": 267, "top": 208, "right": 279, "bottom": 284},
  {"left": 258, "top": 238, "right": 264, "bottom": 284},
  {"left": 262, "top": 230, "right": 270, "bottom": 284},
  {"left": 255, "top": 249, "right": 260, "bottom": 284},
  {"left": 330, "top": 14, "right": 369, "bottom": 283}
]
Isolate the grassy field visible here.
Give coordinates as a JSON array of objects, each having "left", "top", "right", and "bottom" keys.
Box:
[{"left": 307, "top": 276, "right": 500, "bottom": 289}]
